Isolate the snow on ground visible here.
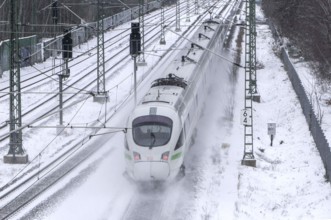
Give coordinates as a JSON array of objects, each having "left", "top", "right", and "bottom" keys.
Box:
[
  {"left": 42, "top": 4, "right": 331, "bottom": 219},
  {"left": 233, "top": 5, "right": 331, "bottom": 220},
  {"left": 281, "top": 35, "right": 331, "bottom": 148},
  {"left": 1, "top": 1, "right": 331, "bottom": 220},
  {"left": 0, "top": 3, "right": 203, "bottom": 188}
]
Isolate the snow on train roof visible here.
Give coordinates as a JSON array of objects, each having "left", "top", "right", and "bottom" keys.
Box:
[
  {"left": 140, "top": 18, "right": 221, "bottom": 109},
  {"left": 141, "top": 85, "right": 183, "bottom": 106}
]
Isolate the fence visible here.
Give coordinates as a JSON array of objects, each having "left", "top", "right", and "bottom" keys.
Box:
[
  {"left": 268, "top": 20, "right": 331, "bottom": 182},
  {"left": 0, "top": 35, "right": 38, "bottom": 71},
  {"left": 0, "top": 1, "right": 160, "bottom": 73}
]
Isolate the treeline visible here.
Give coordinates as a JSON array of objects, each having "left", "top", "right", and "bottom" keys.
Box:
[
  {"left": 262, "top": 0, "right": 331, "bottom": 78},
  {"left": 0, "top": 0, "right": 140, "bottom": 41}
]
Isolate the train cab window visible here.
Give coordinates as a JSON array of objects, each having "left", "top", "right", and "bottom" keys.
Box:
[
  {"left": 132, "top": 115, "right": 173, "bottom": 147},
  {"left": 175, "top": 129, "right": 184, "bottom": 150}
]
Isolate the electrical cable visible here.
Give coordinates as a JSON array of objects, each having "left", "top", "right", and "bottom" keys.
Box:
[
  {"left": 1, "top": 0, "right": 200, "bottom": 188},
  {"left": 3, "top": 94, "right": 90, "bottom": 187},
  {"left": 166, "top": 26, "right": 244, "bottom": 67},
  {"left": 0, "top": 0, "right": 7, "bottom": 9},
  {"left": 0, "top": 1, "right": 198, "bottom": 188}
]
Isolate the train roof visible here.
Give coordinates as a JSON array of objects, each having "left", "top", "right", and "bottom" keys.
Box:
[
  {"left": 139, "top": 17, "right": 222, "bottom": 112},
  {"left": 141, "top": 85, "right": 183, "bottom": 106}
]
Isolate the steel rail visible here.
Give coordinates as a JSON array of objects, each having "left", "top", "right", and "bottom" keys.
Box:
[
  {"left": 0, "top": 4, "right": 180, "bottom": 98},
  {"left": 0, "top": 3, "right": 224, "bottom": 219},
  {"left": 0, "top": 3, "right": 187, "bottom": 135}
]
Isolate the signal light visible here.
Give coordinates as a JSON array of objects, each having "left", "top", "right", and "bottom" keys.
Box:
[
  {"left": 130, "top": 22, "right": 141, "bottom": 56},
  {"left": 62, "top": 29, "right": 73, "bottom": 59},
  {"left": 161, "top": 151, "right": 169, "bottom": 161}
]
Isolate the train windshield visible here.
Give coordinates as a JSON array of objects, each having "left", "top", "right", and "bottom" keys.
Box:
[{"left": 132, "top": 115, "right": 173, "bottom": 147}]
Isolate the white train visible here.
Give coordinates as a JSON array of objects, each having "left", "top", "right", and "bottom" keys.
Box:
[{"left": 124, "top": 17, "right": 227, "bottom": 182}]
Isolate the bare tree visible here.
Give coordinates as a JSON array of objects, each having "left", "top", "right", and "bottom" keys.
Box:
[
  {"left": 262, "top": 0, "right": 331, "bottom": 78},
  {"left": 0, "top": 0, "right": 142, "bottom": 41}
]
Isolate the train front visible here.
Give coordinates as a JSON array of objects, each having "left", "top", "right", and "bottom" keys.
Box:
[{"left": 124, "top": 105, "right": 182, "bottom": 182}]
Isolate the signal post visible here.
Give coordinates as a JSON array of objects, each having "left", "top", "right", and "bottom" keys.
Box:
[
  {"left": 56, "top": 29, "right": 72, "bottom": 135},
  {"left": 130, "top": 22, "right": 142, "bottom": 106}
]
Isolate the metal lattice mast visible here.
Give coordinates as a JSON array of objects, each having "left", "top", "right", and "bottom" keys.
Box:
[
  {"left": 138, "top": 0, "right": 146, "bottom": 63},
  {"left": 195, "top": 0, "right": 198, "bottom": 14},
  {"left": 51, "top": 0, "right": 58, "bottom": 76},
  {"left": 96, "top": 0, "right": 106, "bottom": 96},
  {"left": 32, "top": 0, "right": 36, "bottom": 33},
  {"left": 7, "top": 0, "right": 24, "bottom": 156},
  {"left": 160, "top": 0, "right": 166, "bottom": 44},
  {"left": 242, "top": 0, "right": 256, "bottom": 166},
  {"left": 175, "top": 0, "right": 181, "bottom": 31},
  {"left": 250, "top": 0, "right": 257, "bottom": 95},
  {"left": 186, "top": 0, "right": 190, "bottom": 22}
]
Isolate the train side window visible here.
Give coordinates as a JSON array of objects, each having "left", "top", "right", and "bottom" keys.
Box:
[{"left": 175, "top": 129, "right": 184, "bottom": 150}]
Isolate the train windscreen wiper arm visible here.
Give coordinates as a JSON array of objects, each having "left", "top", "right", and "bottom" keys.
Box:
[{"left": 149, "top": 132, "right": 155, "bottom": 149}]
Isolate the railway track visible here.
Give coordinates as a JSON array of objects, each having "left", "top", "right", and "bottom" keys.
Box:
[
  {"left": 0, "top": 2, "right": 195, "bottom": 144},
  {"left": 0, "top": 1, "right": 227, "bottom": 218},
  {"left": 0, "top": 4, "right": 179, "bottom": 98}
]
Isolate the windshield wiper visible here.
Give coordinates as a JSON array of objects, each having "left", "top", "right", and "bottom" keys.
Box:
[{"left": 149, "top": 132, "right": 156, "bottom": 149}]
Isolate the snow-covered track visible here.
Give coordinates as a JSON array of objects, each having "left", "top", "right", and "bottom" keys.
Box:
[
  {"left": 0, "top": 2, "right": 227, "bottom": 218},
  {"left": 0, "top": 2, "right": 194, "bottom": 144},
  {"left": 0, "top": 129, "right": 118, "bottom": 220},
  {"left": 0, "top": 4, "right": 181, "bottom": 99}
]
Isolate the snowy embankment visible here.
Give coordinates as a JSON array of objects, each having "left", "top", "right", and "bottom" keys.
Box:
[
  {"left": 280, "top": 29, "right": 331, "bottom": 150},
  {"left": 0, "top": 3, "right": 201, "bottom": 188},
  {"left": 1, "top": 2, "right": 331, "bottom": 220},
  {"left": 232, "top": 5, "right": 331, "bottom": 219}
]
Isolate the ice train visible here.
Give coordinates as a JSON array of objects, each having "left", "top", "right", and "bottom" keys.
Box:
[{"left": 124, "top": 17, "right": 227, "bottom": 182}]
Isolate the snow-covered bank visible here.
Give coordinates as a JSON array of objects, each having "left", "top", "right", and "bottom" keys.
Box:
[
  {"left": 233, "top": 5, "right": 331, "bottom": 219},
  {"left": 1, "top": 1, "right": 331, "bottom": 219}
]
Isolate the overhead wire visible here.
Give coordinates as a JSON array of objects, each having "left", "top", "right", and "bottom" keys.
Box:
[
  {"left": 0, "top": 0, "right": 187, "bottom": 178},
  {"left": 3, "top": 81, "right": 134, "bottom": 189},
  {"left": 166, "top": 26, "right": 244, "bottom": 68},
  {"left": 3, "top": 94, "right": 91, "bottom": 188},
  {"left": 0, "top": 0, "right": 207, "bottom": 189},
  {"left": 0, "top": 2, "right": 185, "bottom": 121},
  {"left": 0, "top": 25, "right": 128, "bottom": 95},
  {"left": 0, "top": 0, "right": 7, "bottom": 9}
]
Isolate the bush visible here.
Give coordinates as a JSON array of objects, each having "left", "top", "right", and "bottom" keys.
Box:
[{"left": 262, "top": 0, "right": 331, "bottom": 79}]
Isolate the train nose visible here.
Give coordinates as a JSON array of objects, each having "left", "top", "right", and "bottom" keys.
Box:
[{"left": 133, "top": 162, "right": 170, "bottom": 181}]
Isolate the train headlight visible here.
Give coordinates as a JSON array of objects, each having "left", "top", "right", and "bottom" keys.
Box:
[
  {"left": 161, "top": 151, "right": 170, "bottom": 161},
  {"left": 133, "top": 152, "right": 141, "bottom": 161}
]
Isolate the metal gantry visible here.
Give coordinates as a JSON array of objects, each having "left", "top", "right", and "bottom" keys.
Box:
[
  {"left": 138, "top": 0, "right": 146, "bottom": 64},
  {"left": 95, "top": 0, "right": 108, "bottom": 102},
  {"left": 175, "top": 0, "right": 181, "bottom": 31},
  {"left": 248, "top": 0, "right": 257, "bottom": 95},
  {"left": 194, "top": 0, "right": 199, "bottom": 14},
  {"left": 186, "top": 0, "right": 190, "bottom": 22},
  {"left": 242, "top": 0, "right": 256, "bottom": 167},
  {"left": 160, "top": 0, "right": 166, "bottom": 44},
  {"left": 4, "top": 0, "right": 28, "bottom": 164},
  {"left": 51, "top": 0, "right": 58, "bottom": 76}
]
